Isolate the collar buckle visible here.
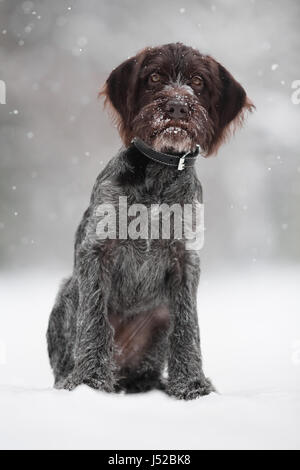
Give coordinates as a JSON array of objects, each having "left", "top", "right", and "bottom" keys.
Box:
[
  {"left": 178, "top": 149, "right": 192, "bottom": 170},
  {"left": 178, "top": 155, "right": 186, "bottom": 171},
  {"left": 178, "top": 146, "right": 200, "bottom": 170}
]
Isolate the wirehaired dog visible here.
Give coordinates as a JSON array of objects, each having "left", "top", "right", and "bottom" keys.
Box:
[{"left": 47, "top": 43, "right": 254, "bottom": 399}]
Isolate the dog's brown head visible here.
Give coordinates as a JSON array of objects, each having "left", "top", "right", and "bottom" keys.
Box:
[{"left": 100, "top": 43, "right": 254, "bottom": 156}]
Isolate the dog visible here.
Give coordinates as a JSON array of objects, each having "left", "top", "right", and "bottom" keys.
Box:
[{"left": 47, "top": 43, "right": 254, "bottom": 399}]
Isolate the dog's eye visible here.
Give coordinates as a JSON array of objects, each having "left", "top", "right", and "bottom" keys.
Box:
[
  {"left": 150, "top": 73, "right": 161, "bottom": 83},
  {"left": 191, "top": 76, "right": 203, "bottom": 87}
]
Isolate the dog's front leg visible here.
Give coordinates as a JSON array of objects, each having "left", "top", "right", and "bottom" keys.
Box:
[
  {"left": 61, "top": 243, "right": 115, "bottom": 392},
  {"left": 167, "top": 256, "right": 215, "bottom": 400}
]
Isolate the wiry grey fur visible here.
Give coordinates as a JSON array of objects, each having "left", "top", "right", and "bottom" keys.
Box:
[
  {"left": 47, "top": 42, "right": 253, "bottom": 398},
  {"left": 47, "top": 146, "right": 214, "bottom": 399}
]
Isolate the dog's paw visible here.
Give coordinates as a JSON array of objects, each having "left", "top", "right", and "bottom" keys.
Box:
[
  {"left": 56, "top": 373, "right": 115, "bottom": 393},
  {"left": 167, "top": 377, "right": 215, "bottom": 400},
  {"left": 55, "top": 368, "right": 115, "bottom": 392},
  {"left": 83, "top": 375, "right": 115, "bottom": 393},
  {"left": 55, "top": 374, "right": 81, "bottom": 391}
]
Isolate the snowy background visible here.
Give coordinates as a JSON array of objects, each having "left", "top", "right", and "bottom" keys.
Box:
[{"left": 0, "top": 0, "right": 300, "bottom": 450}]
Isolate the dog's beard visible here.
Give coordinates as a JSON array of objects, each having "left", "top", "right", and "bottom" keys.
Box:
[
  {"left": 132, "top": 100, "right": 213, "bottom": 155},
  {"left": 152, "top": 127, "right": 194, "bottom": 153}
]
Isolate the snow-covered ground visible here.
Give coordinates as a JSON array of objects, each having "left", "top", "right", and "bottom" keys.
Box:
[{"left": 0, "top": 266, "right": 300, "bottom": 450}]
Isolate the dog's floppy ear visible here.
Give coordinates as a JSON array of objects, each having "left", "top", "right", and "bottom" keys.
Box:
[
  {"left": 104, "top": 57, "right": 137, "bottom": 120},
  {"left": 100, "top": 54, "right": 144, "bottom": 145},
  {"left": 208, "top": 63, "right": 254, "bottom": 155}
]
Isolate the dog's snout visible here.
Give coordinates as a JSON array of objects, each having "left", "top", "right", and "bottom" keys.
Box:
[{"left": 165, "top": 100, "right": 189, "bottom": 119}]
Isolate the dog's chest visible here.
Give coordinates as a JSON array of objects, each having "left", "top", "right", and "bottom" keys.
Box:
[{"left": 110, "top": 239, "right": 173, "bottom": 311}]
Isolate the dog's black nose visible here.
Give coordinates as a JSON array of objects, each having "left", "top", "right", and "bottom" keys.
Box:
[{"left": 165, "top": 100, "right": 189, "bottom": 119}]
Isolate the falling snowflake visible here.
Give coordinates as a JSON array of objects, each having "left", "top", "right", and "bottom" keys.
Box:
[
  {"left": 24, "top": 24, "right": 34, "bottom": 34},
  {"left": 72, "top": 47, "right": 82, "bottom": 56},
  {"left": 271, "top": 64, "right": 279, "bottom": 71}
]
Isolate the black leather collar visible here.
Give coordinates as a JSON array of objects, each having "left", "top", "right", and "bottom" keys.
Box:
[{"left": 131, "top": 137, "right": 202, "bottom": 171}]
